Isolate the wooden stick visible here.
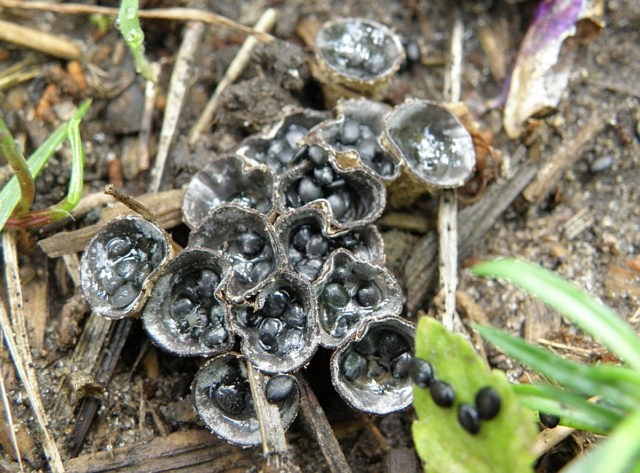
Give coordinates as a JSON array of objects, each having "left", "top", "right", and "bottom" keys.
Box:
[
  {"left": 246, "top": 364, "right": 300, "bottom": 472},
  {"left": 188, "top": 8, "right": 278, "bottom": 145},
  {"left": 1, "top": 232, "right": 65, "bottom": 472},
  {"left": 404, "top": 147, "right": 536, "bottom": 313},
  {"left": 297, "top": 375, "right": 352, "bottom": 473},
  {"left": 0, "top": 359, "right": 24, "bottom": 471},
  {"left": 138, "top": 63, "right": 161, "bottom": 171},
  {"left": 0, "top": 1, "right": 275, "bottom": 43},
  {"left": 149, "top": 21, "right": 204, "bottom": 193},
  {"left": 0, "top": 19, "right": 80, "bottom": 60},
  {"left": 438, "top": 10, "right": 463, "bottom": 330}
]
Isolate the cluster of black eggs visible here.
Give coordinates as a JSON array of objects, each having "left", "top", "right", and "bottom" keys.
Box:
[{"left": 409, "top": 357, "right": 502, "bottom": 435}]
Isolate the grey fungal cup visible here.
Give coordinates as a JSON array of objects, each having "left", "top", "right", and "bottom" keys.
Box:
[
  {"left": 80, "top": 216, "right": 172, "bottom": 319},
  {"left": 192, "top": 354, "right": 299, "bottom": 446},
  {"left": 235, "top": 108, "right": 330, "bottom": 174},
  {"left": 382, "top": 100, "right": 476, "bottom": 194},
  {"left": 306, "top": 98, "right": 400, "bottom": 181},
  {"left": 278, "top": 145, "right": 386, "bottom": 231},
  {"left": 141, "top": 248, "right": 233, "bottom": 357},
  {"left": 314, "top": 18, "right": 405, "bottom": 102},
  {"left": 188, "top": 204, "right": 283, "bottom": 302},
  {"left": 330, "top": 317, "right": 415, "bottom": 415},
  {"left": 182, "top": 155, "right": 275, "bottom": 229},
  {"left": 232, "top": 271, "right": 318, "bottom": 374},
  {"left": 275, "top": 206, "right": 384, "bottom": 283},
  {"left": 313, "top": 249, "right": 403, "bottom": 348}
]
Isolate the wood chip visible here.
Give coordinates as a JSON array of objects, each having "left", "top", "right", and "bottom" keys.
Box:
[{"left": 38, "top": 189, "right": 184, "bottom": 258}]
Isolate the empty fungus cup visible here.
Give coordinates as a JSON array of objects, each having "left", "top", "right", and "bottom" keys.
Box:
[
  {"left": 80, "top": 216, "right": 173, "bottom": 319},
  {"left": 381, "top": 100, "right": 476, "bottom": 206},
  {"left": 192, "top": 353, "right": 299, "bottom": 446},
  {"left": 314, "top": 18, "right": 405, "bottom": 105},
  {"left": 330, "top": 316, "right": 415, "bottom": 414},
  {"left": 182, "top": 155, "right": 276, "bottom": 229},
  {"left": 142, "top": 248, "right": 234, "bottom": 357}
]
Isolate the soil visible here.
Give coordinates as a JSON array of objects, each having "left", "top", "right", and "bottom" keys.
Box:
[{"left": 1, "top": 0, "right": 639, "bottom": 472}]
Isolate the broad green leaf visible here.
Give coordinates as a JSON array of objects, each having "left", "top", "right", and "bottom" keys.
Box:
[
  {"left": 561, "top": 407, "right": 640, "bottom": 473},
  {"left": 512, "top": 384, "right": 623, "bottom": 434},
  {"left": 476, "top": 324, "right": 640, "bottom": 412},
  {"left": 412, "top": 317, "right": 536, "bottom": 473},
  {"left": 471, "top": 259, "right": 640, "bottom": 371}
]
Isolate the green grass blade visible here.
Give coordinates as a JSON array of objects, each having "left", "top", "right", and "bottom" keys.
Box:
[
  {"left": 512, "top": 384, "right": 622, "bottom": 434},
  {"left": 475, "top": 325, "right": 640, "bottom": 411},
  {"left": 471, "top": 259, "right": 640, "bottom": 371},
  {"left": 118, "top": 0, "right": 153, "bottom": 81},
  {"left": 561, "top": 407, "right": 640, "bottom": 473},
  {"left": 0, "top": 117, "right": 35, "bottom": 216},
  {"left": 0, "top": 101, "right": 90, "bottom": 231}
]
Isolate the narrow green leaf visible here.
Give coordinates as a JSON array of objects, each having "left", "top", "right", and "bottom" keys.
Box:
[
  {"left": 0, "top": 100, "right": 90, "bottom": 231},
  {"left": 476, "top": 324, "right": 640, "bottom": 411},
  {"left": 561, "top": 407, "right": 640, "bottom": 473},
  {"left": 471, "top": 259, "right": 640, "bottom": 371},
  {"left": 412, "top": 317, "right": 536, "bottom": 473},
  {"left": 512, "top": 384, "right": 622, "bottom": 434}
]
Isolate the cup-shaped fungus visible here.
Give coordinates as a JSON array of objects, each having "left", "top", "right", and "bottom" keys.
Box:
[
  {"left": 142, "top": 248, "right": 233, "bottom": 357},
  {"left": 314, "top": 18, "right": 405, "bottom": 104},
  {"left": 80, "top": 216, "right": 173, "bottom": 319},
  {"left": 331, "top": 317, "right": 415, "bottom": 414},
  {"left": 381, "top": 100, "right": 476, "bottom": 205},
  {"left": 182, "top": 155, "right": 276, "bottom": 229}
]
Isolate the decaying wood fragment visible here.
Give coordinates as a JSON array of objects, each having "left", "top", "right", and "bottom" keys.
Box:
[
  {"left": 297, "top": 375, "right": 352, "bottom": 473},
  {"left": 38, "top": 189, "right": 184, "bottom": 258}
]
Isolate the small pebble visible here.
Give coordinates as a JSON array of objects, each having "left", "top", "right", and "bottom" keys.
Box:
[
  {"left": 341, "top": 119, "right": 360, "bottom": 144},
  {"left": 107, "top": 237, "right": 131, "bottom": 258},
  {"left": 590, "top": 155, "right": 614, "bottom": 173},
  {"left": 391, "top": 352, "right": 412, "bottom": 379},
  {"left": 111, "top": 283, "right": 137, "bottom": 308}
]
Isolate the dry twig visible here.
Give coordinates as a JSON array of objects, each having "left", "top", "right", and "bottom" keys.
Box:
[
  {"left": 437, "top": 10, "right": 464, "bottom": 331},
  {"left": 1, "top": 232, "right": 65, "bottom": 472},
  {"left": 188, "top": 8, "right": 278, "bottom": 145},
  {"left": 0, "top": 1, "right": 275, "bottom": 43},
  {"left": 149, "top": 21, "right": 204, "bottom": 192},
  {"left": 0, "top": 19, "right": 80, "bottom": 60}
]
